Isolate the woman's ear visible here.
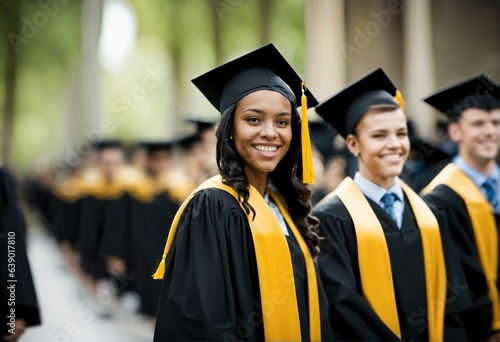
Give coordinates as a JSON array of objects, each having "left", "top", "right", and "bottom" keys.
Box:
[{"left": 345, "top": 134, "right": 359, "bottom": 157}]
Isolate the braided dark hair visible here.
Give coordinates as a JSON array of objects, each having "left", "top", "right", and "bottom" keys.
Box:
[{"left": 215, "top": 101, "right": 320, "bottom": 258}]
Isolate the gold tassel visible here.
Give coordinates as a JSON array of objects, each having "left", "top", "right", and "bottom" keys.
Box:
[
  {"left": 301, "top": 82, "right": 315, "bottom": 184},
  {"left": 394, "top": 90, "right": 405, "bottom": 110},
  {"left": 152, "top": 257, "right": 166, "bottom": 279}
]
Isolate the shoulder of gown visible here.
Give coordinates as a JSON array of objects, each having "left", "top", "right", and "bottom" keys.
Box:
[
  {"left": 423, "top": 184, "right": 493, "bottom": 340},
  {"left": 313, "top": 194, "right": 401, "bottom": 341},
  {"left": 154, "top": 188, "right": 264, "bottom": 341}
]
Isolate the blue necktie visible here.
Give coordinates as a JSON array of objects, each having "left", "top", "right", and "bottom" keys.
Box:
[
  {"left": 482, "top": 178, "right": 499, "bottom": 210},
  {"left": 381, "top": 192, "right": 398, "bottom": 225}
]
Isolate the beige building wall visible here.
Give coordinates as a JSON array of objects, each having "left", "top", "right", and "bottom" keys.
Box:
[{"left": 305, "top": 0, "right": 500, "bottom": 137}]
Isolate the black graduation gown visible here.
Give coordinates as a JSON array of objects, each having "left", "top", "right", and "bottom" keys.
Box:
[
  {"left": 99, "top": 191, "right": 179, "bottom": 316},
  {"left": 0, "top": 168, "right": 41, "bottom": 334},
  {"left": 314, "top": 193, "right": 474, "bottom": 341},
  {"left": 50, "top": 195, "right": 80, "bottom": 246},
  {"left": 23, "top": 177, "right": 54, "bottom": 228},
  {"left": 424, "top": 184, "right": 495, "bottom": 341},
  {"left": 76, "top": 195, "right": 111, "bottom": 279},
  {"left": 402, "top": 159, "right": 450, "bottom": 193},
  {"left": 154, "top": 188, "right": 333, "bottom": 341}
]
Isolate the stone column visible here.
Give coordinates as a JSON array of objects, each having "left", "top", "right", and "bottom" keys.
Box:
[
  {"left": 402, "top": 0, "right": 436, "bottom": 138},
  {"left": 305, "top": 0, "right": 347, "bottom": 106}
]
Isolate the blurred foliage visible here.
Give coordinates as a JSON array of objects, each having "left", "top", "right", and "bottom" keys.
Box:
[
  {"left": 0, "top": 0, "right": 82, "bottom": 172},
  {"left": 0, "top": 0, "right": 306, "bottom": 172}
]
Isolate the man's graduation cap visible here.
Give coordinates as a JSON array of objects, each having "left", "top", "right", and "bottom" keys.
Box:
[
  {"left": 309, "top": 119, "right": 337, "bottom": 161},
  {"left": 423, "top": 74, "right": 500, "bottom": 121},
  {"left": 410, "top": 137, "right": 450, "bottom": 165},
  {"left": 191, "top": 43, "right": 317, "bottom": 183},
  {"left": 94, "top": 141, "right": 123, "bottom": 150},
  {"left": 185, "top": 118, "right": 216, "bottom": 133},
  {"left": 139, "top": 141, "right": 176, "bottom": 154},
  {"left": 315, "top": 68, "right": 405, "bottom": 139},
  {"left": 177, "top": 134, "right": 201, "bottom": 151}
]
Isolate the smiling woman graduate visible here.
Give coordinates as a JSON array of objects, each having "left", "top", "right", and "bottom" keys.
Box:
[
  {"left": 313, "top": 68, "right": 479, "bottom": 341},
  {"left": 152, "top": 44, "right": 332, "bottom": 341}
]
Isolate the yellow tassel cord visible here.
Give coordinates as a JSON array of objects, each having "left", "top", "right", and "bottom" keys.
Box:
[
  {"left": 153, "top": 259, "right": 166, "bottom": 280},
  {"left": 394, "top": 89, "right": 405, "bottom": 110},
  {"left": 301, "top": 82, "right": 315, "bottom": 184}
]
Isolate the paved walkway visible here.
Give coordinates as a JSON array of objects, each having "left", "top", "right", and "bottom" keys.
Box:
[{"left": 21, "top": 226, "right": 154, "bottom": 342}]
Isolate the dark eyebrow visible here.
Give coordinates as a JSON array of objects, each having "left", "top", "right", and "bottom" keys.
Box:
[
  {"left": 242, "top": 108, "right": 291, "bottom": 117},
  {"left": 242, "top": 108, "right": 265, "bottom": 115},
  {"left": 370, "top": 129, "right": 388, "bottom": 134}
]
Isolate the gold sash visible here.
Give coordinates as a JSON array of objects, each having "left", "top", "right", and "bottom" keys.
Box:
[
  {"left": 422, "top": 163, "right": 500, "bottom": 330},
  {"left": 153, "top": 175, "right": 321, "bottom": 341},
  {"left": 334, "top": 177, "right": 446, "bottom": 341}
]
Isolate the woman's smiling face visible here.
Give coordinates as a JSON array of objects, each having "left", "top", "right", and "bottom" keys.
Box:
[{"left": 232, "top": 90, "right": 293, "bottom": 180}]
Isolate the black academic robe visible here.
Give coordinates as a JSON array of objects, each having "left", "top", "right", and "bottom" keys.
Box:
[
  {"left": 99, "top": 191, "right": 179, "bottom": 316},
  {"left": 424, "top": 184, "right": 495, "bottom": 341},
  {"left": 23, "top": 177, "right": 54, "bottom": 228},
  {"left": 50, "top": 195, "right": 80, "bottom": 246},
  {"left": 402, "top": 159, "right": 450, "bottom": 193},
  {"left": 0, "top": 168, "right": 41, "bottom": 334},
  {"left": 154, "top": 188, "right": 333, "bottom": 341},
  {"left": 314, "top": 193, "right": 475, "bottom": 341},
  {"left": 76, "top": 195, "right": 111, "bottom": 279}
]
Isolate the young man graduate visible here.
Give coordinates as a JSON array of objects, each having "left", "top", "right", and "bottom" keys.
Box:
[
  {"left": 99, "top": 140, "right": 180, "bottom": 323},
  {"left": 313, "top": 68, "right": 483, "bottom": 341},
  {"left": 421, "top": 74, "right": 500, "bottom": 341},
  {"left": 76, "top": 141, "right": 126, "bottom": 282}
]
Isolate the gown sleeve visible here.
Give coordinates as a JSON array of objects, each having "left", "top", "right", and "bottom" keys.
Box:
[
  {"left": 314, "top": 197, "right": 402, "bottom": 341},
  {"left": 99, "top": 194, "right": 131, "bottom": 261},
  {"left": 51, "top": 197, "right": 80, "bottom": 246},
  {"left": 154, "top": 188, "right": 263, "bottom": 341},
  {"left": 1, "top": 169, "right": 41, "bottom": 333}
]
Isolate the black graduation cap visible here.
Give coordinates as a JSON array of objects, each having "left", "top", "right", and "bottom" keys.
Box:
[
  {"left": 138, "top": 141, "right": 176, "bottom": 154},
  {"left": 309, "top": 119, "right": 337, "bottom": 160},
  {"left": 177, "top": 134, "right": 201, "bottom": 151},
  {"left": 315, "top": 68, "right": 404, "bottom": 139},
  {"left": 410, "top": 137, "right": 450, "bottom": 165},
  {"left": 191, "top": 43, "right": 318, "bottom": 113},
  {"left": 94, "top": 140, "right": 123, "bottom": 150},
  {"left": 423, "top": 74, "right": 500, "bottom": 120},
  {"left": 185, "top": 118, "right": 216, "bottom": 132}
]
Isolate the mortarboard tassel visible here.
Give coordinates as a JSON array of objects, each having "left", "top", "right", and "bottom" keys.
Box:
[
  {"left": 394, "top": 90, "right": 405, "bottom": 110},
  {"left": 301, "top": 82, "right": 315, "bottom": 184},
  {"left": 152, "top": 256, "right": 166, "bottom": 280}
]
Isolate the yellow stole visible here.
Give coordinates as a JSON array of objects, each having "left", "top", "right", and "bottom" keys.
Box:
[
  {"left": 52, "top": 176, "right": 83, "bottom": 203},
  {"left": 79, "top": 168, "right": 124, "bottom": 200},
  {"left": 153, "top": 175, "right": 321, "bottom": 341},
  {"left": 331, "top": 177, "right": 446, "bottom": 341},
  {"left": 422, "top": 163, "right": 500, "bottom": 330}
]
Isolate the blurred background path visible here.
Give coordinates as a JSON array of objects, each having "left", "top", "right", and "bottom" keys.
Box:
[{"left": 22, "top": 224, "right": 154, "bottom": 342}]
